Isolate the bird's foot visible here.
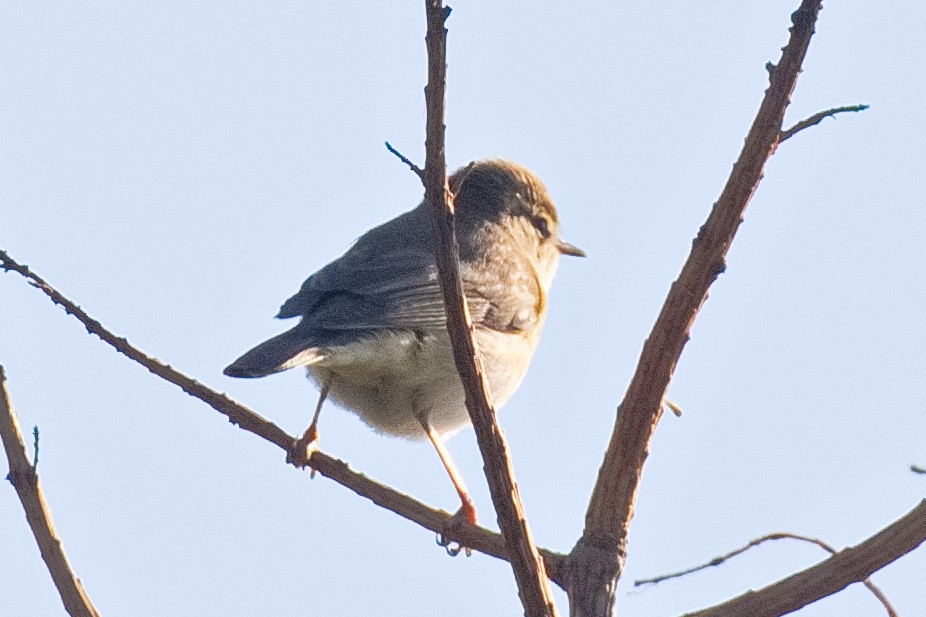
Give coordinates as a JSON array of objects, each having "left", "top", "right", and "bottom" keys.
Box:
[
  {"left": 287, "top": 424, "right": 320, "bottom": 473},
  {"left": 436, "top": 501, "right": 476, "bottom": 557}
]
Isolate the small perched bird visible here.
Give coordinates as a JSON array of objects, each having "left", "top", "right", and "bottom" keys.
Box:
[{"left": 224, "top": 159, "right": 583, "bottom": 523}]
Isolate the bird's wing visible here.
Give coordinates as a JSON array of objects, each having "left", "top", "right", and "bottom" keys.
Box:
[{"left": 277, "top": 245, "right": 542, "bottom": 334}]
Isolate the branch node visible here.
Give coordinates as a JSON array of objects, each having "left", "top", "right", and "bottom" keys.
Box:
[{"left": 0, "top": 367, "right": 101, "bottom": 616}]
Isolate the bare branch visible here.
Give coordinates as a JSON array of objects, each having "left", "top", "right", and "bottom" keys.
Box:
[
  {"left": 570, "top": 2, "right": 827, "bottom": 614},
  {"left": 638, "top": 532, "right": 897, "bottom": 616},
  {"left": 419, "top": 2, "right": 558, "bottom": 615},
  {"left": 1, "top": 248, "right": 294, "bottom": 448},
  {"left": 0, "top": 247, "right": 568, "bottom": 586},
  {"left": 0, "top": 366, "right": 101, "bottom": 617},
  {"left": 309, "top": 446, "right": 569, "bottom": 588},
  {"left": 384, "top": 141, "right": 424, "bottom": 180},
  {"left": 686, "top": 501, "right": 926, "bottom": 617},
  {"left": 780, "top": 104, "right": 869, "bottom": 142}
]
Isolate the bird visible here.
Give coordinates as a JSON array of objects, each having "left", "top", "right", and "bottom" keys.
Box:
[{"left": 224, "top": 159, "right": 583, "bottom": 525}]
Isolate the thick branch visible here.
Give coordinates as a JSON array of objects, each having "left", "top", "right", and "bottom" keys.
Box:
[
  {"left": 687, "top": 501, "right": 926, "bottom": 617},
  {"left": 0, "top": 366, "right": 100, "bottom": 617},
  {"left": 569, "top": 2, "right": 825, "bottom": 614},
  {"left": 0, "top": 247, "right": 568, "bottom": 586},
  {"left": 419, "top": 2, "right": 558, "bottom": 615}
]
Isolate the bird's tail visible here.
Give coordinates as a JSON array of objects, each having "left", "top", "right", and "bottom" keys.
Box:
[{"left": 223, "top": 327, "right": 324, "bottom": 378}]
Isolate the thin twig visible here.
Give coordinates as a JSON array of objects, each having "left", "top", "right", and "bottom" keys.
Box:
[
  {"left": 637, "top": 532, "right": 897, "bottom": 616},
  {"left": 448, "top": 160, "right": 476, "bottom": 198},
  {"left": 385, "top": 141, "right": 424, "bottom": 180},
  {"left": 911, "top": 464, "right": 926, "bottom": 475},
  {"left": 32, "top": 425, "right": 39, "bottom": 467},
  {"left": 780, "top": 104, "right": 869, "bottom": 142},
  {"left": 0, "top": 366, "right": 101, "bottom": 617},
  {"left": 685, "top": 501, "right": 926, "bottom": 617},
  {"left": 571, "top": 3, "right": 828, "bottom": 615},
  {"left": 419, "top": 2, "right": 558, "bottom": 615},
  {"left": 662, "top": 398, "right": 683, "bottom": 417},
  {"left": 0, "top": 247, "right": 569, "bottom": 585}
]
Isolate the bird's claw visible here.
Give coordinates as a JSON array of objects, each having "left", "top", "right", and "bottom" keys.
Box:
[
  {"left": 436, "top": 504, "right": 476, "bottom": 557},
  {"left": 287, "top": 426, "right": 320, "bottom": 471},
  {"left": 436, "top": 534, "right": 471, "bottom": 557}
]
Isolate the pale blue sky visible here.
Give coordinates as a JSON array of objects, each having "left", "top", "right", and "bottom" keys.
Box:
[{"left": 2, "top": 2, "right": 924, "bottom": 616}]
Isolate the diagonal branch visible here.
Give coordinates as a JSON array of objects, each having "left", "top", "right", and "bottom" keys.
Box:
[
  {"left": 0, "top": 366, "right": 101, "bottom": 617},
  {"left": 385, "top": 140, "right": 425, "bottom": 180},
  {"left": 419, "top": 2, "right": 558, "bottom": 615},
  {"left": 686, "top": 501, "right": 926, "bottom": 617},
  {"left": 780, "top": 104, "right": 869, "bottom": 142},
  {"left": 637, "top": 532, "right": 897, "bottom": 616},
  {"left": 0, "top": 247, "right": 568, "bottom": 587},
  {"left": 568, "top": 2, "right": 828, "bottom": 615}
]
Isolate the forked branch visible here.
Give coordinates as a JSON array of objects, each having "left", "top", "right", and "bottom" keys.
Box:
[
  {"left": 569, "top": 2, "right": 832, "bottom": 615},
  {"left": 688, "top": 501, "right": 926, "bottom": 617},
  {"left": 637, "top": 531, "right": 898, "bottom": 616},
  {"left": 0, "top": 367, "right": 100, "bottom": 617}
]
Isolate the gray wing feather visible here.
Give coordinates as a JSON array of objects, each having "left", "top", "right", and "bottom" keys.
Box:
[{"left": 276, "top": 209, "right": 541, "bottom": 334}]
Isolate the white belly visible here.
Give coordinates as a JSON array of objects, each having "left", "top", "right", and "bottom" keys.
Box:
[{"left": 307, "top": 327, "right": 537, "bottom": 439}]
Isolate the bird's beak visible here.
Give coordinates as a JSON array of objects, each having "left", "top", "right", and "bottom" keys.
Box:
[{"left": 556, "top": 240, "right": 586, "bottom": 257}]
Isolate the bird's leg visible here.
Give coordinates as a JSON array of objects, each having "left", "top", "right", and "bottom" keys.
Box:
[
  {"left": 419, "top": 417, "right": 476, "bottom": 556},
  {"left": 304, "top": 376, "right": 330, "bottom": 446},
  {"left": 289, "top": 375, "right": 331, "bottom": 469}
]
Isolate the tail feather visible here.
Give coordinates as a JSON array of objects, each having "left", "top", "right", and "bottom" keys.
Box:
[{"left": 224, "top": 328, "right": 323, "bottom": 378}]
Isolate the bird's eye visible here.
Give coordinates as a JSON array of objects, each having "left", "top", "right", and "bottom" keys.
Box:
[{"left": 532, "top": 215, "right": 552, "bottom": 239}]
